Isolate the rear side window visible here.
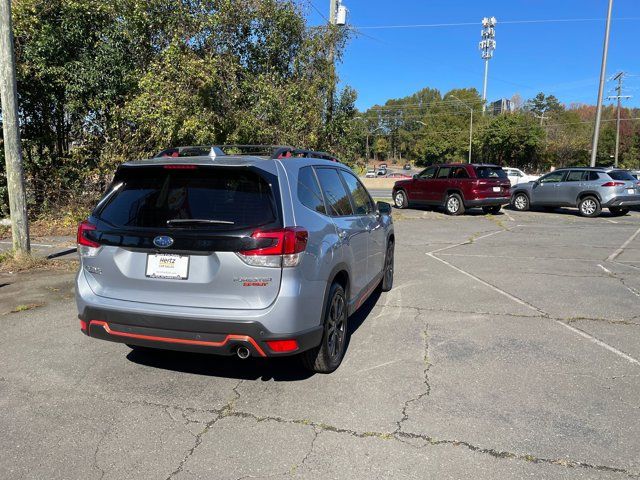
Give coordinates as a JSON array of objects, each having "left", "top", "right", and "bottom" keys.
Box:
[
  {"left": 297, "top": 167, "right": 326, "bottom": 214},
  {"left": 566, "top": 171, "right": 584, "bottom": 182},
  {"left": 475, "top": 167, "right": 507, "bottom": 179},
  {"left": 450, "top": 167, "right": 469, "bottom": 179},
  {"left": 436, "top": 167, "right": 451, "bottom": 179},
  {"left": 340, "top": 170, "right": 374, "bottom": 215},
  {"left": 583, "top": 171, "right": 600, "bottom": 181},
  {"left": 608, "top": 170, "right": 636, "bottom": 181},
  {"left": 97, "top": 167, "right": 277, "bottom": 229},
  {"left": 315, "top": 168, "right": 354, "bottom": 216}
]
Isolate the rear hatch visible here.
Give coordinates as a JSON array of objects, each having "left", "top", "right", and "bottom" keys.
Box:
[
  {"left": 473, "top": 166, "right": 511, "bottom": 197},
  {"left": 605, "top": 170, "right": 640, "bottom": 196},
  {"left": 82, "top": 164, "right": 283, "bottom": 310}
]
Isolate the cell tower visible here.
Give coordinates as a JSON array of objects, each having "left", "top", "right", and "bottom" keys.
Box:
[{"left": 479, "top": 17, "right": 497, "bottom": 113}]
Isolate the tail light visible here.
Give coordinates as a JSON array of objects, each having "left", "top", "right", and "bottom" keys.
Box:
[
  {"left": 77, "top": 220, "right": 101, "bottom": 257},
  {"left": 266, "top": 339, "right": 299, "bottom": 353},
  {"left": 237, "top": 227, "right": 308, "bottom": 268},
  {"left": 601, "top": 181, "right": 625, "bottom": 187}
]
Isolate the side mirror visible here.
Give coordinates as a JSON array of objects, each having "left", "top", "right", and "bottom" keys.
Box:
[
  {"left": 412, "top": 174, "right": 418, "bottom": 179},
  {"left": 377, "top": 201, "right": 392, "bottom": 215}
]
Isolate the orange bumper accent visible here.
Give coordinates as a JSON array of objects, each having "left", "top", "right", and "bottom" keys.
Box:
[{"left": 88, "top": 320, "right": 267, "bottom": 357}]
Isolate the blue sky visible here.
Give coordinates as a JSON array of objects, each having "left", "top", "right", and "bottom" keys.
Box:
[{"left": 305, "top": 0, "right": 640, "bottom": 111}]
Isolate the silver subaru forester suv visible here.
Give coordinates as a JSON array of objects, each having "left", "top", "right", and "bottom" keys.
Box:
[{"left": 76, "top": 147, "right": 394, "bottom": 373}]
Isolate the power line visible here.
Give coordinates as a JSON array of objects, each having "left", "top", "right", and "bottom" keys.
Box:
[{"left": 355, "top": 17, "right": 640, "bottom": 30}]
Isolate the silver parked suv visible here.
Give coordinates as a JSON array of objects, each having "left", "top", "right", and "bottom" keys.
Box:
[
  {"left": 76, "top": 146, "right": 394, "bottom": 373},
  {"left": 510, "top": 167, "right": 640, "bottom": 217}
]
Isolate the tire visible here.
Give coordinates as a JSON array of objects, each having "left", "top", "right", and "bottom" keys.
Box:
[
  {"left": 578, "top": 196, "right": 601, "bottom": 217},
  {"left": 511, "top": 193, "right": 530, "bottom": 211},
  {"left": 381, "top": 240, "right": 394, "bottom": 292},
  {"left": 609, "top": 207, "right": 630, "bottom": 216},
  {"left": 444, "top": 193, "right": 465, "bottom": 216},
  {"left": 482, "top": 205, "right": 501, "bottom": 215},
  {"left": 393, "top": 190, "right": 408, "bottom": 209},
  {"left": 301, "top": 283, "right": 348, "bottom": 373}
]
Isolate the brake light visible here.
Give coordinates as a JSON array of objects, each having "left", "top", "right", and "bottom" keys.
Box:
[
  {"left": 601, "top": 181, "right": 625, "bottom": 187},
  {"left": 163, "top": 164, "right": 197, "bottom": 169},
  {"left": 266, "top": 339, "right": 299, "bottom": 353},
  {"left": 237, "top": 227, "right": 308, "bottom": 267},
  {"left": 77, "top": 220, "right": 101, "bottom": 257}
]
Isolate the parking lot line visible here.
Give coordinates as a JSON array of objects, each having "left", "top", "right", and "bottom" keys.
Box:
[
  {"left": 555, "top": 321, "right": 640, "bottom": 367},
  {"left": 607, "top": 225, "right": 640, "bottom": 262},
  {"left": 427, "top": 229, "right": 506, "bottom": 255},
  {"left": 425, "top": 252, "right": 544, "bottom": 315}
]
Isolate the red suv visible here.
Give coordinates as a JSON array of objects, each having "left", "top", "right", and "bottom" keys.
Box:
[{"left": 391, "top": 163, "right": 511, "bottom": 215}]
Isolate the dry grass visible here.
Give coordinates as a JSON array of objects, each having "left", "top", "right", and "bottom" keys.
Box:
[{"left": 0, "top": 251, "right": 78, "bottom": 274}]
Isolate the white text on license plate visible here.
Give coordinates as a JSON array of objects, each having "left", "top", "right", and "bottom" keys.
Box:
[
  {"left": 146, "top": 254, "right": 189, "bottom": 280},
  {"left": 492, "top": 186, "right": 501, "bottom": 192}
]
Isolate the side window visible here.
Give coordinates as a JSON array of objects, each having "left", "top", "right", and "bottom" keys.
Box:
[
  {"left": 297, "top": 167, "right": 326, "bottom": 214},
  {"left": 539, "top": 171, "right": 565, "bottom": 184},
  {"left": 436, "top": 167, "right": 451, "bottom": 179},
  {"left": 450, "top": 167, "right": 469, "bottom": 179},
  {"left": 566, "top": 171, "right": 584, "bottom": 182},
  {"left": 315, "top": 168, "right": 354, "bottom": 216},
  {"left": 419, "top": 167, "right": 437, "bottom": 179},
  {"left": 339, "top": 170, "right": 374, "bottom": 215},
  {"left": 583, "top": 171, "right": 600, "bottom": 181}
]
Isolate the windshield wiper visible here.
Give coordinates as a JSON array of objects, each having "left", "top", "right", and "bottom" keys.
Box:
[{"left": 166, "top": 219, "right": 235, "bottom": 226}]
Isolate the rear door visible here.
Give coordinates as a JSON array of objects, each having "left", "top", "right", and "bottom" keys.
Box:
[
  {"left": 84, "top": 165, "right": 283, "bottom": 310},
  {"left": 315, "top": 168, "right": 369, "bottom": 300},
  {"left": 339, "top": 169, "right": 385, "bottom": 284},
  {"left": 429, "top": 166, "right": 452, "bottom": 203},
  {"left": 559, "top": 170, "right": 585, "bottom": 205}
]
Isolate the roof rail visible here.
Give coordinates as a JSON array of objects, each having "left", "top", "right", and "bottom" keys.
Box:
[
  {"left": 154, "top": 145, "right": 292, "bottom": 159},
  {"left": 271, "top": 147, "right": 339, "bottom": 162}
]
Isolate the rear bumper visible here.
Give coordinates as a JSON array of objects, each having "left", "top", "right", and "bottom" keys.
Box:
[
  {"left": 79, "top": 307, "right": 323, "bottom": 357},
  {"left": 602, "top": 195, "right": 640, "bottom": 207},
  {"left": 465, "top": 196, "right": 511, "bottom": 207}
]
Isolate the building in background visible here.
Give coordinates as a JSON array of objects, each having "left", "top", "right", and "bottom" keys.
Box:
[{"left": 490, "top": 98, "right": 514, "bottom": 115}]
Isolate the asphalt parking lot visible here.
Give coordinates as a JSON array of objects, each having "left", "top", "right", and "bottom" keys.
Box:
[{"left": 1, "top": 207, "right": 639, "bottom": 479}]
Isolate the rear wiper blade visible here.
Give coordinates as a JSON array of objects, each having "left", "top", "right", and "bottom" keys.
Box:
[{"left": 166, "top": 218, "right": 235, "bottom": 226}]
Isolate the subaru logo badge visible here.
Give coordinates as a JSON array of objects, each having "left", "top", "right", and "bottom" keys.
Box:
[{"left": 153, "top": 236, "right": 174, "bottom": 248}]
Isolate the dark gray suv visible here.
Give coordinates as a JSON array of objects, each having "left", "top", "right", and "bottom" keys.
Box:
[
  {"left": 76, "top": 147, "right": 395, "bottom": 373},
  {"left": 510, "top": 167, "right": 640, "bottom": 217}
]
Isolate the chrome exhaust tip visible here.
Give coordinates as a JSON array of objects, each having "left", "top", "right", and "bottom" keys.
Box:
[{"left": 236, "top": 346, "right": 250, "bottom": 359}]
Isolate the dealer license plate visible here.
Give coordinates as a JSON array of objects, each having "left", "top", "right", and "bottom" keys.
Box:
[
  {"left": 492, "top": 186, "right": 501, "bottom": 192},
  {"left": 146, "top": 254, "right": 189, "bottom": 280},
  {"left": 627, "top": 188, "right": 635, "bottom": 195}
]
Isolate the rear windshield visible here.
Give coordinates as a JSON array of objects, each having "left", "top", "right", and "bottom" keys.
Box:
[
  {"left": 475, "top": 167, "right": 507, "bottom": 179},
  {"left": 96, "top": 167, "right": 277, "bottom": 230},
  {"left": 607, "top": 170, "right": 636, "bottom": 181}
]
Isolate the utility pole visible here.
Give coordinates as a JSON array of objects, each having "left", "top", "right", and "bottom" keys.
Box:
[
  {"left": 326, "top": 0, "right": 347, "bottom": 144},
  {"left": 607, "top": 72, "right": 631, "bottom": 168},
  {"left": 0, "top": 0, "right": 30, "bottom": 254},
  {"left": 479, "top": 17, "right": 496, "bottom": 114},
  {"left": 590, "top": 0, "right": 614, "bottom": 167}
]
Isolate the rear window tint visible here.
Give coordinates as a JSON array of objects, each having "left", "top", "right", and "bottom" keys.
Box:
[
  {"left": 315, "top": 168, "right": 354, "bottom": 216},
  {"left": 297, "top": 167, "right": 326, "bottom": 214},
  {"left": 608, "top": 170, "right": 636, "bottom": 181},
  {"left": 475, "top": 167, "right": 507, "bottom": 179},
  {"left": 97, "top": 167, "right": 277, "bottom": 229}
]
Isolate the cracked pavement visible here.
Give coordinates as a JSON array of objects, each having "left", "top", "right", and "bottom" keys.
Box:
[{"left": 1, "top": 208, "right": 639, "bottom": 479}]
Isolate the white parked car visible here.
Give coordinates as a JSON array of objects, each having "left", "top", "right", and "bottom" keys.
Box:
[
  {"left": 365, "top": 168, "right": 376, "bottom": 178},
  {"left": 503, "top": 167, "right": 539, "bottom": 186}
]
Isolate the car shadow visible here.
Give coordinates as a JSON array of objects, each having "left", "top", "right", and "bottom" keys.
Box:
[
  {"left": 508, "top": 206, "right": 626, "bottom": 218},
  {"left": 125, "top": 286, "right": 382, "bottom": 382}
]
